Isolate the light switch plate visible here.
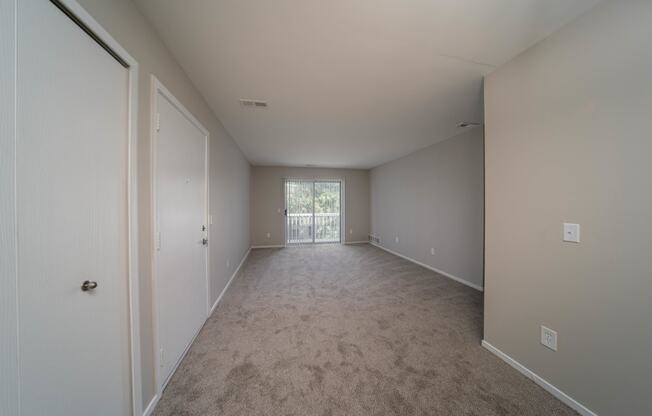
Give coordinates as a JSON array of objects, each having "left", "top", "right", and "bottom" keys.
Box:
[
  {"left": 541, "top": 325, "right": 558, "bottom": 351},
  {"left": 563, "top": 223, "right": 580, "bottom": 243}
]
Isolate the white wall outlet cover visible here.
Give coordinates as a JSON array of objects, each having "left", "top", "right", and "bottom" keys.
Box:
[
  {"left": 541, "top": 325, "right": 558, "bottom": 351},
  {"left": 395, "top": 236, "right": 399, "bottom": 243},
  {"left": 350, "top": 229, "right": 353, "bottom": 234},
  {"left": 226, "top": 260, "right": 230, "bottom": 269},
  {"left": 266, "top": 232, "right": 271, "bottom": 239},
  {"left": 563, "top": 223, "right": 580, "bottom": 243},
  {"left": 430, "top": 247, "right": 435, "bottom": 255}
]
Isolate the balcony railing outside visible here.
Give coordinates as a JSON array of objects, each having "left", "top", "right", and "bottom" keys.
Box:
[{"left": 286, "top": 213, "right": 340, "bottom": 244}]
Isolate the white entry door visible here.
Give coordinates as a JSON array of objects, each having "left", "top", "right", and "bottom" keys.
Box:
[
  {"left": 17, "top": 1, "right": 131, "bottom": 415},
  {"left": 154, "top": 85, "right": 209, "bottom": 387}
]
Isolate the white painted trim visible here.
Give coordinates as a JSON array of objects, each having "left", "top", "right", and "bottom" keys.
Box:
[
  {"left": 370, "top": 242, "right": 483, "bottom": 292},
  {"left": 481, "top": 340, "right": 597, "bottom": 416},
  {"left": 151, "top": 77, "right": 210, "bottom": 137},
  {"left": 251, "top": 244, "right": 286, "bottom": 249},
  {"left": 210, "top": 248, "right": 251, "bottom": 315},
  {"left": 344, "top": 241, "right": 369, "bottom": 245},
  {"left": 142, "top": 394, "right": 160, "bottom": 416},
  {"left": 340, "top": 179, "right": 346, "bottom": 244},
  {"left": 204, "top": 108, "right": 210, "bottom": 317},
  {"left": 150, "top": 75, "right": 211, "bottom": 395},
  {"left": 55, "top": 1, "right": 143, "bottom": 414}
]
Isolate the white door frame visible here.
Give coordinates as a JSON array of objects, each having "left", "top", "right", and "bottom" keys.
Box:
[
  {"left": 283, "top": 177, "right": 346, "bottom": 245},
  {"left": 6, "top": 1, "right": 143, "bottom": 414},
  {"left": 150, "top": 75, "right": 210, "bottom": 394}
]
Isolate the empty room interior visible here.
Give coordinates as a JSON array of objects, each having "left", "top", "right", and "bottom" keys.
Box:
[{"left": 2, "top": 1, "right": 651, "bottom": 415}]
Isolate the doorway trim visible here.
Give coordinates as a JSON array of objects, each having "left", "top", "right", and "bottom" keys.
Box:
[
  {"left": 45, "top": 1, "right": 142, "bottom": 414},
  {"left": 150, "top": 75, "right": 211, "bottom": 396}
]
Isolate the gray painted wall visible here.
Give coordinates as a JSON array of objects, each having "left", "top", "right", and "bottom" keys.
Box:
[
  {"left": 370, "top": 128, "right": 484, "bottom": 289},
  {"left": 484, "top": 1, "right": 652, "bottom": 415},
  {"left": 0, "top": 0, "right": 19, "bottom": 414},
  {"left": 75, "top": 0, "right": 251, "bottom": 409},
  {"left": 250, "top": 166, "right": 369, "bottom": 246}
]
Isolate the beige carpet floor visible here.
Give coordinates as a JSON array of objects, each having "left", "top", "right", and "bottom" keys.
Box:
[{"left": 153, "top": 244, "right": 576, "bottom": 416}]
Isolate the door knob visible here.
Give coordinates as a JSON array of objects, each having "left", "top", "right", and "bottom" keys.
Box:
[{"left": 81, "top": 280, "right": 98, "bottom": 291}]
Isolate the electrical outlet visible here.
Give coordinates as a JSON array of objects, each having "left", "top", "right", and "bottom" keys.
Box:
[
  {"left": 349, "top": 229, "right": 353, "bottom": 235},
  {"left": 226, "top": 259, "right": 230, "bottom": 269},
  {"left": 430, "top": 247, "right": 435, "bottom": 256},
  {"left": 563, "top": 223, "right": 580, "bottom": 243},
  {"left": 266, "top": 232, "right": 271, "bottom": 239},
  {"left": 395, "top": 236, "right": 399, "bottom": 243},
  {"left": 541, "top": 326, "right": 558, "bottom": 351}
]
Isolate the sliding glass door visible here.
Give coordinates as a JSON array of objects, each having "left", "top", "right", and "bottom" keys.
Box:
[
  {"left": 285, "top": 180, "right": 314, "bottom": 244},
  {"left": 285, "top": 180, "right": 341, "bottom": 244}
]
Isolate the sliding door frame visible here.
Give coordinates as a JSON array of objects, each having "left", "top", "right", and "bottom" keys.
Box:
[{"left": 283, "top": 178, "right": 345, "bottom": 245}]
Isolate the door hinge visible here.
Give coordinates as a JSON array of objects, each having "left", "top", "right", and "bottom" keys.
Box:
[{"left": 156, "top": 113, "right": 160, "bottom": 132}]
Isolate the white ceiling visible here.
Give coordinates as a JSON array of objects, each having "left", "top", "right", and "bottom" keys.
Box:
[{"left": 134, "top": 0, "right": 600, "bottom": 168}]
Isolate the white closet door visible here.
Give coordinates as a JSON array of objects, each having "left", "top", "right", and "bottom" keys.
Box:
[
  {"left": 155, "top": 91, "right": 208, "bottom": 387},
  {"left": 17, "top": 1, "right": 131, "bottom": 415}
]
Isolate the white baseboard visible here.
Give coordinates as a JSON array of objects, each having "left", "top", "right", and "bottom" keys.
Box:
[
  {"left": 252, "top": 243, "right": 369, "bottom": 248},
  {"left": 370, "top": 242, "right": 483, "bottom": 292},
  {"left": 481, "top": 340, "right": 597, "bottom": 416},
  {"left": 210, "top": 247, "right": 251, "bottom": 315},
  {"left": 142, "top": 394, "right": 160, "bottom": 416}
]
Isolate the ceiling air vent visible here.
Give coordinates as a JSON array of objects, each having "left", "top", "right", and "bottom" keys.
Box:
[{"left": 240, "top": 99, "right": 268, "bottom": 108}]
